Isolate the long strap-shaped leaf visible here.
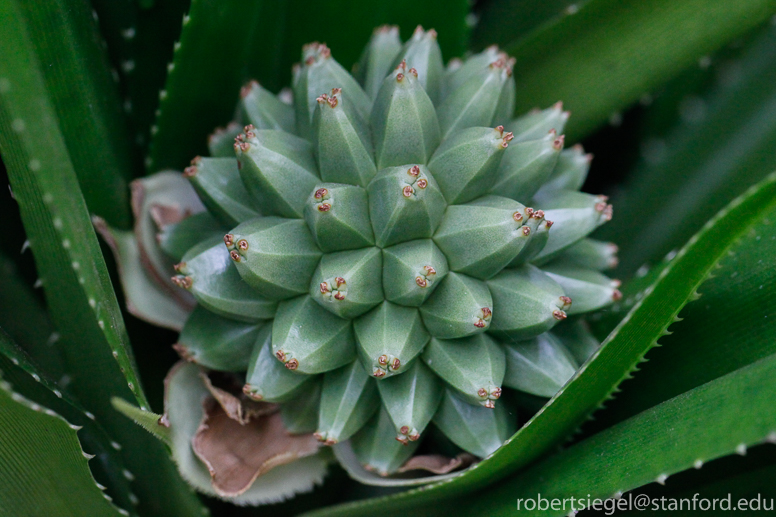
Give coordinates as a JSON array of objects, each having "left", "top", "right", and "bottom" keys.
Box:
[
  {"left": 10, "top": 0, "right": 136, "bottom": 227},
  {"left": 458, "top": 352, "right": 776, "bottom": 516},
  {"left": 503, "top": 0, "right": 776, "bottom": 140},
  {"left": 0, "top": 329, "right": 136, "bottom": 514},
  {"left": 0, "top": 372, "right": 125, "bottom": 516},
  {"left": 303, "top": 171, "right": 776, "bottom": 517},
  {"left": 148, "top": 0, "right": 471, "bottom": 171},
  {"left": 0, "top": 5, "right": 206, "bottom": 516}
]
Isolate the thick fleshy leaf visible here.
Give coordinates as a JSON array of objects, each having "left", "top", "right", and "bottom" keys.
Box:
[
  {"left": 350, "top": 407, "right": 421, "bottom": 476},
  {"left": 486, "top": 265, "right": 569, "bottom": 341},
  {"left": 550, "top": 320, "right": 600, "bottom": 366},
  {"left": 184, "top": 157, "right": 261, "bottom": 226},
  {"left": 367, "top": 165, "right": 447, "bottom": 247},
  {"left": 428, "top": 127, "right": 512, "bottom": 204},
  {"left": 382, "top": 239, "right": 449, "bottom": 307},
  {"left": 236, "top": 129, "right": 320, "bottom": 219},
  {"left": 244, "top": 325, "right": 315, "bottom": 403},
  {"left": 377, "top": 360, "right": 443, "bottom": 442},
  {"left": 422, "top": 334, "right": 505, "bottom": 407},
  {"left": 271, "top": 295, "right": 355, "bottom": 374},
  {"left": 433, "top": 196, "right": 535, "bottom": 279},
  {"left": 158, "top": 211, "right": 226, "bottom": 262},
  {"left": 354, "top": 301, "right": 429, "bottom": 379},
  {"left": 313, "top": 88, "right": 376, "bottom": 187},
  {"left": 390, "top": 26, "right": 444, "bottom": 104},
  {"left": 431, "top": 390, "right": 516, "bottom": 458},
  {"left": 175, "top": 237, "right": 278, "bottom": 322},
  {"left": 505, "top": 102, "right": 569, "bottom": 143},
  {"left": 238, "top": 80, "right": 295, "bottom": 133},
  {"left": 355, "top": 25, "right": 403, "bottom": 100},
  {"left": 419, "top": 272, "right": 493, "bottom": 339},
  {"left": 304, "top": 183, "right": 374, "bottom": 252},
  {"left": 538, "top": 144, "right": 591, "bottom": 194},
  {"left": 531, "top": 189, "right": 613, "bottom": 263},
  {"left": 502, "top": 333, "right": 579, "bottom": 398},
  {"left": 165, "top": 362, "right": 328, "bottom": 504},
  {"left": 176, "top": 306, "right": 264, "bottom": 371},
  {"left": 552, "top": 238, "right": 618, "bottom": 272},
  {"left": 541, "top": 263, "right": 621, "bottom": 315},
  {"left": 315, "top": 360, "right": 379, "bottom": 444},
  {"left": 371, "top": 61, "right": 441, "bottom": 169},
  {"left": 310, "top": 247, "right": 384, "bottom": 319},
  {"left": 227, "top": 218, "right": 322, "bottom": 300},
  {"left": 281, "top": 378, "right": 323, "bottom": 434},
  {"left": 489, "top": 130, "right": 563, "bottom": 203}
]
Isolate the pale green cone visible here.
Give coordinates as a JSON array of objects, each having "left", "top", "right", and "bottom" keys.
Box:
[
  {"left": 422, "top": 334, "right": 505, "bottom": 407},
  {"left": 553, "top": 238, "right": 619, "bottom": 271},
  {"left": 353, "top": 301, "right": 429, "bottom": 378},
  {"left": 551, "top": 319, "right": 601, "bottom": 365},
  {"left": 281, "top": 377, "right": 323, "bottom": 434},
  {"left": 382, "top": 239, "right": 449, "bottom": 306},
  {"left": 315, "top": 360, "right": 379, "bottom": 444},
  {"left": 433, "top": 196, "right": 535, "bottom": 279},
  {"left": 428, "top": 126, "right": 513, "bottom": 204},
  {"left": 502, "top": 332, "right": 579, "bottom": 398},
  {"left": 244, "top": 325, "right": 314, "bottom": 403},
  {"left": 508, "top": 216, "right": 553, "bottom": 268},
  {"left": 419, "top": 272, "right": 493, "bottom": 338},
  {"left": 486, "top": 265, "right": 571, "bottom": 341},
  {"left": 235, "top": 127, "right": 320, "bottom": 218},
  {"left": 176, "top": 306, "right": 264, "bottom": 371},
  {"left": 390, "top": 26, "right": 444, "bottom": 105},
  {"left": 488, "top": 130, "right": 563, "bottom": 203},
  {"left": 538, "top": 144, "right": 592, "bottom": 193},
  {"left": 294, "top": 42, "right": 372, "bottom": 139},
  {"left": 350, "top": 407, "right": 421, "bottom": 476},
  {"left": 208, "top": 121, "right": 242, "bottom": 157},
  {"left": 370, "top": 61, "right": 440, "bottom": 169},
  {"left": 436, "top": 56, "right": 514, "bottom": 138},
  {"left": 442, "top": 45, "right": 502, "bottom": 99},
  {"left": 173, "top": 236, "right": 278, "bottom": 322},
  {"left": 377, "top": 360, "right": 443, "bottom": 443},
  {"left": 355, "top": 25, "right": 403, "bottom": 100},
  {"left": 506, "top": 102, "right": 569, "bottom": 143},
  {"left": 303, "top": 183, "right": 375, "bottom": 252},
  {"left": 541, "top": 263, "right": 621, "bottom": 315},
  {"left": 313, "top": 88, "right": 376, "bottom": 187},
  {"left": 227, "top": 218, "right": 322, "bottom": 300},
  {"left": 184, "top": 156, "right": 260, "bottom": 226},
  {"left": 310, "top": 247, "right": 383, "bottom": 318},
  {"left": 531, "top": 189, "right": 613, "bottom": 263},
  {"left": 238, "top": 80, "right": 295, "bottom": 133},
  {"left": 271, "top": 295, "right": 355, "bottom": 374},
  {"left": 366, "top": 164, "right": 447, "bottom": 247},
  {"left": 432, "top": 389, "right": 516, "bottom": 458},
  {"left": 158, "top": 211, "right": 225, "bottom": 262}
]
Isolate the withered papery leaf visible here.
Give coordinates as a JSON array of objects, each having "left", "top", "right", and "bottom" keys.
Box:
[
  {"left": 199, "top": 370, "right": 277, "bottom": 425},
  {"left": 397, "top": 453, "right": 477, "bottom": 475},
  {"left": 192, "top": 397, "right": 321, "bottom": 496}
]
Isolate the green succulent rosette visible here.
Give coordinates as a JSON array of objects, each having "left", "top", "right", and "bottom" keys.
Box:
[{"left": 100, "top": 25, "right": 620, "bottom": 500}]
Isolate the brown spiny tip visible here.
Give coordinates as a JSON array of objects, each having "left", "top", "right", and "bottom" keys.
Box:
[
  {"left": 478, "top": 388, "right": 488, "bottom": 398},
  {"left": 242, "top": 385, "right": 262, "bottom": 400},
  {"left": 317, "top": 203, "right": 331, "bottom": 212},
  {"left": 545, "top": 220, "right": 555, "bottom": 229},
  {"left": 172, "top": 343, "right": 194, "bottom": 362},
  {"left": 373, "top": 369, "right": 386, "bottom": 378},
  {"left": 408, "top": 165, "right": 421, "bottom": 176},
  {"left": 378, "top": 354, "right": 388, "bottom": 366},
  {"left": 553, "top": 101, "right": 564, "bottom": 111},
  {"left": 285, "top": 358, "right": 299, "bottom": 370},
  {"left": 400, "top": 426, "right": 410, "bottom": 435},
  {"left": 409, "top": 432, "right": 420, "bottom": 441},
  {"left": 484, "top": 400, "right": 496, "bottom": 409},
  {"left": 417, "top": 178, "right": 428, "bottom": 189},
  {"left": 173, "top": 262, "right": 186, "bottom": 272},
  {"left": 171, "top": 275, "right": 192, "bottom": 289},
  {"left": 413, "top": 25, "right": 424, "bottom": 37},
  {"left": 237, "top": 239, "right": 249, "bottom": 251},
  {"left": 612, "top": 289, "right": 623, "bottom": 301},
  {"left": 492, "top": 387, "right": 502, "bottom": 399},
  {"left": 560, "top": 296, "right": 572, "bottom": 307},
  {"left": 428, "top": 28, "right": 437, "bottom": 38},
  {"left": 403, "top": 185, "right": 414, "bottom": 198},
  {"left": 224, "top": 234, "right": 234, "bottom": 247},
  {"left": 314, "top": 188, "right": 328, "bottom": 199},
  {"left": 396, "top": 436, "right": 409, "bottom": 446},
  {"left": 183, "top": 162, "right": 198, "bottom": 177},
  {"left": 320, "top": 282, "right": 331, "bottom": 294},
  {"left": 316, "top": 93, "right": 329, "bottom": 104},
  {"left": 416, "top": 276, "right": 428, "bottom": 288},
  {"left": 513, "top": 211, "right": 523, "bottom": 222},
  {"left": 324, "top": 438, "right": 337, "bottom": 446},
  {"left": 396, "top": 72, "right": 405, "bottom": 82},
  {"left": 474, "top": 319, "right": 487, "bottom": 328},
  {"left": 553, "top": 134, "right": 565, "bottom": 151},
  {"left": 424, "top": 265, "right": 436, "bottom": 276},
  {"left": 333, "top": 291, "right": 345, "bottom": 301},
  {"left": 240, "top": 80, "right": 259, "bottom": 98},
  {"left": 522, "top": 226, "right": 531, "bottom": 236},
  {"left": 391, "top": 358, "right": 400, "bottom": 371},
  {"left": 553, "top": 309, "right": 567, "bottom": 321},
  {"left": 408, "top": 67, "right": 418, "bottom": 78}
]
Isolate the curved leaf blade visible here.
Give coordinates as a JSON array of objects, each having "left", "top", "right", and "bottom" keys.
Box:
[{"left": 505, "top": 0, "right": 776, "bottom": 140}]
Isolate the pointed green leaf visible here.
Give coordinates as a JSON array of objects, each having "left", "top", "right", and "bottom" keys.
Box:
[
  {"left": 382, "top": 239, "right": 449, "bottom": 307},
  {"left": 311, "top": 247, "right": 383, "bottom": 319},
  {"left": 281, "top": 378, "right": 322, "bottom": 434},
  {"left": 377, "top": 360, "right": 443, "bottom": 442},
  {"left": 158, "top": 211, "right": 226, "bottom": 261},
  {"left": 244, "top": 324, "right": 314, "bottom": 403},
  {"left": 391, "top": 26, "right": 445, "bottom": 105},
  {"left": 489, "top": 131, "right": 563, "bottom": 203},
  {"left": 502, "top": 332, "right": 579, "bottom": 398},
  {"left": 355, "top": 25, "right": 403, "bottom": 100},
  {"left": 238, "top": 80, "right": 295, "bottom": 133},
  {"left": 354, "top": 301, "right": 429, "bottom": 379},
  {"left": 316, "top": 360, "right": 379, "bottom": 444},
  {"left": 541, "top": 263, "right": 620, "bottom": 315},
  {"left": 420, "top": 272, "right": 493, "bottom": 339},
  {"left": 304, "top": 183, "right": 375, "bottom": 252},
  {"left": 185, "top": 157, "right": 261, "bottom": 226},
  {"left": 272, "top": 295, "right": 355, "bottom": 374},
  {"left": 350, "top": 407, "right": 421, "bottom": 476}
]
